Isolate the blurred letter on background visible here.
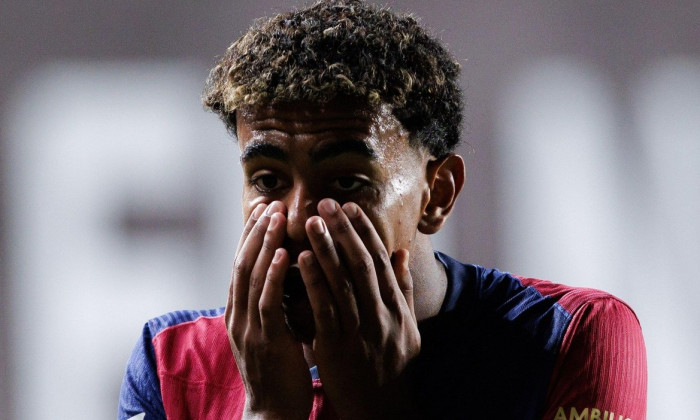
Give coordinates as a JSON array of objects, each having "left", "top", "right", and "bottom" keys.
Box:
[{"left": 6, "top": 62, "right": 240, "bottom": 419}]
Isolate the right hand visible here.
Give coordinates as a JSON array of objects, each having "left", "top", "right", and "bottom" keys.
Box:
[{"left": 225, "top": 201, "right": 313, "bottom": 420}]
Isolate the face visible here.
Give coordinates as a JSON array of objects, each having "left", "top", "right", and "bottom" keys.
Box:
[{"left": 236, "top": 100, "right": 431, "bottom": 341}]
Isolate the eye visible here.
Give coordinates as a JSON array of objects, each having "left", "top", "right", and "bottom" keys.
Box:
[
  {"left": 332, "top": 176, "right": 366, "bottom": 192},
  {"left": 251, "top": 174, "right": 284, "bottom": 192}
]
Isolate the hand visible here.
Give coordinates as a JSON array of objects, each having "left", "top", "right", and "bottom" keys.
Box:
[
  {"left": 299, "top": 198, "right": 421, "bottom": 420},
  {"left": 225, "top": 201, "right": 313, "bottom": 420}
]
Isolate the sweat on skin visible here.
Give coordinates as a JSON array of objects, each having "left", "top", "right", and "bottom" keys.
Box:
[{"left": 226, "top": 100, "right": 464, "bottom": 419}]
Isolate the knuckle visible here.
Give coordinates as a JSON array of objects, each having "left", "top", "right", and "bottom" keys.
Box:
[
  {"left": 315, "top": 237, "right": 336, "bottom": 257},
  {"left": 353, "top": 219, "right": 372, "bottom": 236},
  {"left": 243, "top": 219, "right": 256, "bottom": 235},
  {"left": 336, "top": 278, "right": 354, "bottom": 297},
  {"left": 232, "top": 258, "right": 250, "bottom": 279},
  {"left": 315, "top": 307, "right": 337, "bottom": 332},
  {"left": 260, "top": 237, "right": 276, "bottom": 254},
  {"left": 242, "top": 329, "right": 258, "bottom": 346},
  {"left": 318, "top": 305, "right": 335, "bottom": 321},
  {"left": 229, "top": 321, "right": 246, "bottom": 342},
  {"left": 249, "top": 272, "right": 264, "bottom": 290},
  {"left": 352, "top": 255, "right": 374, "bottom": 276},
  {"left": 363, "top": 317, "right": 386, "bottom": 342},
  {"left": 333, "top": 218, "right": 354, "bottom": 234},
  {"left": 258, "top": 301, "right": 273, "bottom": 318},
  {"left": 252, "top": 219, "right": 268, "bottom": 235},
  {"left": 305, "top": 272, "right": 324, "bottom": 288},
  {"left": 372, "top": 250, "right": 390, "bottom": 272}
]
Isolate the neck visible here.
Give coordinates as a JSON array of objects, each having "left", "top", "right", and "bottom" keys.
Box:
[{"left": 409, "top": 233, "right": 448, "bottom": 321}]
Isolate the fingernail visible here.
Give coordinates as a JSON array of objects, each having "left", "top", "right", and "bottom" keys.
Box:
[
  {"left": 268, "top": 213, "right": 279, "bottom": 230},
  {"left": 272, "top": 248, "right": 283, "bottom": 263},
  {"left": 252, "top": 203, "right": 266, "bottom": 219},
  {"left": 320, "top": 199, "right": 337, "bottom": 215},
  {"left": 311, "top": 218, "right": 325, "bottom": 235},
  {"left": 343, "top": 202, "right": 359, "bottom": 218},
  {"left": 264, "top": 202, "right": 277, "bottom": 216},
  {"left": 299, "top": 251, "right": 314, "bottom": 267}
]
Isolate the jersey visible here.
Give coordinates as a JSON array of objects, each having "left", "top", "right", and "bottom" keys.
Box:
[{"left": 118, "top": 252, "right": 647, "bottom": 419}]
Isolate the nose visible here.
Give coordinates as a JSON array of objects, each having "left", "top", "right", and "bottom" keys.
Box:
[{"left": 285, "top": 184, "right": 317, "bottom": 244}]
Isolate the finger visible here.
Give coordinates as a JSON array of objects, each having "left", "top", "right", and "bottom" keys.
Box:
[
  {"left": 234, "top": 202, "right": 267, "bottom": 258},
  {"left": 235, "top": 201, "right": 286, "bottom": 260},
  {"left": 304, "top": 215, "right": 359, "bottom": 333},
  {"left": 231, "top": 202, "right": 285, "bottom": 329},
  {"left": 341, "top": 201, "right": 398, "bottom": 308},
  {"left": 226, "top": 202, "right": 267, "bottom": 330},
  {"left": 392, "top": 249, "right": 416, "bottom": 321},
  {"left": 298, "top": 250, "right": 340, "bottom": 336},
  {"left": 317, "top": 199, "right": 381, "bottom": 316},
  {"left": 229, "top": 203, "right": 266, "bottom": 304},
  {"left": 248, "top": 210, "right": 288, "bottom": 328},
  {"left": 259, "top": 248, "right": 290, "bottom": 335}
]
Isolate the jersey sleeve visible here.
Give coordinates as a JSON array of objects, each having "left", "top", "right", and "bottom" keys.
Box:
[
  {"left": 540, "top": 297, "right": 647, "bottom": 420},
  {"left": 118, "top": 323, "right": 167, "bottom": 420}
]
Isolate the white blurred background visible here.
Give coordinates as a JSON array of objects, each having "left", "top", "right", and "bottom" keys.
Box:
[{"left": 1, "top": 1, "right": 698, "bottom": 418}]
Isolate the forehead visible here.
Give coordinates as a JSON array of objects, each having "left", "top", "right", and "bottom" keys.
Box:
[
  {"left": 237, "top": 101, "right": 376, "bottom": 136},
  {"left": 235, "top": 101, "right": 415, "bottom": 159}
]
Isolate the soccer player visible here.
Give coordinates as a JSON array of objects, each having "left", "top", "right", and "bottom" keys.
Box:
[{"left": 119, "top": 1, "right": 647, "bottom": 419}]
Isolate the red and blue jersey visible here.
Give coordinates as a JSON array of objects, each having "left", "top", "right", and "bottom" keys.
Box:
[{"left": 119, "top": 252, "right": 647, "bottom": 419}]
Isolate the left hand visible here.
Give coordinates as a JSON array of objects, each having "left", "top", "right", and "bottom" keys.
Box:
[{"left": 298, "top": 198, "right": 421, "bottom": 420}]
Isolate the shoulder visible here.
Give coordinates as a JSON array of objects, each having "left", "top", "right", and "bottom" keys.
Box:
[
  {"left": 119, "top": 307, "right": 238, "bottom": 419},
  {"left": 431, "top": 252, "right": 646, "bottom": 416},
  {"left": 516, "top": 275, "right": 645, "bottom": 356},
  {"left": 437, "top": 250, "right": 635, "bottom": 318},
  {"left": 541, "top": 286, "right": 647, "bottom": 418},
  {"left": 518, "top": 275, "right": 636, "bottom": 318},
  {"left": 144, "top": 307, "right": 226, "bottom": 339},
  {"left": 142, "top": 307, "right": 235, "bottom": 383},
  {"left": 436, "top": 251, "right": 643, "bottom": 352}
]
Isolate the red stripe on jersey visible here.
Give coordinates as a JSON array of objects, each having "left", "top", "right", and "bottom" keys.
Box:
[
  {"left": 518, "top": 277, "right": 647, "bottom": 420},
  {"left": 152, "top": 314, "right": 246, "bottom": 419},
  {"left": 152, "top": 314, "right": 335, "bottom": 419}
]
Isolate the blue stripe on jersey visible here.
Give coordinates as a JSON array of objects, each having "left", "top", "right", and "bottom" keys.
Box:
[
  {"left": 436, "top": 251, "right": 571, "bottom": 354},
  {"left": 147, "top": 307, "right": 226, "bottom": 337},
  {"left": 118, "top": 322, "right": 166, "bottom": 420},
  {"left": 419, "top": 252, "right": 574, "bottom": 418}
]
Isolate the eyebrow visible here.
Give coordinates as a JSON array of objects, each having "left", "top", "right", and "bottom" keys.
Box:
[
  {"left": 240, "top": 139, "right": 377, "bottom": 164},
  {"left": 240, "top": 142, "right": 287, "bottom": 163},
  {"left": 310, "top": 139, "right": 378, "bottom": 162}
]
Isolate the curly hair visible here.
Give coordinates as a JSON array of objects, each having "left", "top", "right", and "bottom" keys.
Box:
[{"left": 203, "top": 0, "right": 463, "bottom": 158}]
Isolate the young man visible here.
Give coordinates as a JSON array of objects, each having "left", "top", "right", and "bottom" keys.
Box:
[{"left": 119, "top": 1, "right": 647, "bottom": 419}]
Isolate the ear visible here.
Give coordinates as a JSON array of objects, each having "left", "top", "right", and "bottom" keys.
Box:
[{"left": 418, "top": 154, "right": 465, "bottom": 235}]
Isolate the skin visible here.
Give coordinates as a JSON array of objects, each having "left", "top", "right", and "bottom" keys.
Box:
[{"left": 225, "top": 100, "right": 465, "bottom": 419}]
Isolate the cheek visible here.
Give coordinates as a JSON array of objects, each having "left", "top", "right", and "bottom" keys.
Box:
[
  {"left": 241, "top": 189, "right": 255, "bottom": 220},
  {"left": 381, "top": 146, "right": 426, "bottom": 215},
  {"left": 386, "top": 169, "right": 424, "bottom": 215},
  {"left": 369, "top": 177, "right": 424, "bottom": 252},
  {"left": 241, "top": 188, "right": 271, "bottom": 221}
]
